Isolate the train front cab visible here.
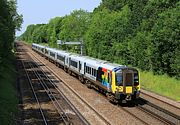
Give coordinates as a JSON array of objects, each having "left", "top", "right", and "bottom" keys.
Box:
[{"left": 111, "top": 68, "right": 140, "bottom": 102}]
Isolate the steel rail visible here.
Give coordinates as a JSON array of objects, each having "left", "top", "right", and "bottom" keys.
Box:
[
  {"left": 31, "top": 60, "right": 90, "bottom": 125},
  {"left": 29, "top": 48, "right": 111, "bottom": 125},
  {"left": 143, "top": 98, "right": 180, "bottom": 120},
  {"left": 117, "top": 105, "right": 150, "bottom": 125},
  {"left": 133, "top": 99, "right": 179, "bottom": 125},
  {"left": 141, "top": 91, "right": 180, "bottom": 110},
  {"left": 20, "top": 59, "right": 48, "bottom": 125},
  {"left": 28, "top": 62, "right": 70, "bottom": 125},
  {"left": 136, "top": 105, "right": 176, "bottom": 125}
]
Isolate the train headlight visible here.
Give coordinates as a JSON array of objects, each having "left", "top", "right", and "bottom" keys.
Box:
[
  {"left": 136, "top": 86, "right": 139, "bottom": 90},
  {"left": 116, "top": 87, "right": 122, "bottom": 92}
]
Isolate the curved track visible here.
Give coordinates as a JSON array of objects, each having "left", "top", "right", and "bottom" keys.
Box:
[
  {"left": 29, "top": 45, "right": 111, "bottom": 125},
  {"left": 16, "top": 43, "right": 90, "bottom": 125},
  {"left": 18, "top": 42, "right": 180, "bottom": 125}
]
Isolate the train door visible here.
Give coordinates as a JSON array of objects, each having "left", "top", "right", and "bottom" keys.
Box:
[{"left": 123, "top": 69, "right": 134, "bottom": 94}]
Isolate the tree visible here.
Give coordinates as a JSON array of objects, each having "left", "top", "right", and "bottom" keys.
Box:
[
  {"left": 60, "top": 9, "right": 91, "bottom": 41},
  {"left": 0, "top": 0, "right": 22, "bottom": 69}
]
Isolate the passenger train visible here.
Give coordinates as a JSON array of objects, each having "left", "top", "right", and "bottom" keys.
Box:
[{"left": 32, "top": 43, "right": 140, "bottom": 103}]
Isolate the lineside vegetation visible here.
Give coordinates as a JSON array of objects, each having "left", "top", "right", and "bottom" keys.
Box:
[
  {"left": 19, "top": 0, "right": 180, "bottom": 100},
  {"left": 0, "top": 0, "right": 23, "bottom": 124}
]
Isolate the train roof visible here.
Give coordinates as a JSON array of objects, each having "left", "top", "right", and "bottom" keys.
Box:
[
  {"left": 69, "top": 54, "right": 127, "bottom": 70},
  {"left": 56, "top": 49, "right": 72, "bottom": 56},
  {"left": 32, "top": 43, "right": 45, "bottom": 48},
  {"left": 46, "top": 47, "right": 57, "bottom": 52},
  {"left": 32, "top": 43, "right": 129, "bottom": 71}
]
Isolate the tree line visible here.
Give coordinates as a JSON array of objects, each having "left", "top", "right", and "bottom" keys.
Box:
[
  {"left": 20, "top": 0, "right": 180, "bottom": 79},
  {"left": 0, "top": 0, "right": 22, "bottom": 76}
]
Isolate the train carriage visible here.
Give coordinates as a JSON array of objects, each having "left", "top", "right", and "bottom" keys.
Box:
[
  {"left": 56, "top": 50, "right": 70, "bottom": 68},
  {"left": 32, "top": 43, "right": 45, "bottom": 55},
  {"left": 32, "top": 43, "right": 140, "bottom": 103},
  {"left": 46, "top": 48, "right": 57, "bottom": 61}
]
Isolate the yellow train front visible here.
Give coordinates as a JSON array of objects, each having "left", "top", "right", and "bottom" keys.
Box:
[
  {"left": 97, "top": 66, "right": 140, "bottom": 103},
  {"left": 112, "top": 67, "right": 140, "bottom": 103}
]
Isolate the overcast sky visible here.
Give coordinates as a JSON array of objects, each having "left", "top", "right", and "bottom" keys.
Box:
[{"left": 16, "top": 0, "right": 101, "bottom": 36}]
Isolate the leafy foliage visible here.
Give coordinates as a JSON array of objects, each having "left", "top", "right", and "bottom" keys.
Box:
[
  {"left": 0, "top": 0, "right": 22, "bottom": 124},
  {"left": 0, "top": 0, "right": 23, "bottom": 75},
  {"left": 20, "top": 1, "right": 180, "bottom": 78}
]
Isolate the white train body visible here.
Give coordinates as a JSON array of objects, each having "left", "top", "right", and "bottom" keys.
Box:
[{"left": 32, "top": 43, "right": 140, "bottom": 102}]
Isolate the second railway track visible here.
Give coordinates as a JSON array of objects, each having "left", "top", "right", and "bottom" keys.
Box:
[
  {"left": 135, "top": 98, "right": 180, "bottom": 125},
  {"left": 17, "top": 42, "right": 180, "bottom": 125},
  {"left": 16, "top": 42, "right": 111, "bottom": 125},
  {"left": 16, "top": 44, "right": 90, "bottom": 125}
]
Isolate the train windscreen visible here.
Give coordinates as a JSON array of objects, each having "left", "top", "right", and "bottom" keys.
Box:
[
  {"left": 116, "top": 72, "right": 123, "bottom": 86},
  {"left": 125, "top": 73, "right": 133, "bottom": 86}
]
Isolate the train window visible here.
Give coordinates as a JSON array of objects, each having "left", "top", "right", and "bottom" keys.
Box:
[
  {"left": 93, "top": 69, "right": 96, "bottom": 77},
  {"left": 97, "top": 67, "right": 103, "bottom": 82},
  {"left": 88, "top": 67, "right": 90, "bottom": 74},
  {"left": 86, "top": 66, "right": 88, "bottom": 73},
  {"left": 50, "top": 52, "right": 55, "bottom": 57},
  {"left": 71, "top": 60, "right": 77, "bottom": 68},
  {"left": 116, "top": 73, "right": 123, "bottom": 86},
  {"left": 89, "top": 67, "right": 92, "bottom": 74},
  {"left": 57, "top": 55, "right": 65, "bottom": 61}
]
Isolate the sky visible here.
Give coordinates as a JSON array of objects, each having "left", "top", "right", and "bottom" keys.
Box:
[{"left": 16, "top": 0, "right": 101, "bottom": 36}]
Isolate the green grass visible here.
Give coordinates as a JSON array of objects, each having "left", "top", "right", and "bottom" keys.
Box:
[
  {"left": 140, "top": 71, "right": 180, "bottom": 101},
  {"left": 0, "top": 53, "right": 18, "bottom": 125}
]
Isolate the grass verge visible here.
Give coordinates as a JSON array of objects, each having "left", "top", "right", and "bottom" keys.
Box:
[
  {"left": 140, "top": 71, "right": 180, "bottom": 101},
  {"left": 0, "top": 53, "right": 18, "bottom": 125}
]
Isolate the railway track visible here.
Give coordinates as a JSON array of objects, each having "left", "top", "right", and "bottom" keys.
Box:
[
  {"left": 20, "top": 57, "right": 48, "bottom": 125},
  {"left": 116, "top": 94, "right": 180, "bottom": 125},
  {"left": 17, "top": 43, "right": 111, "bottom": 125},
  {"left": 28, "top": 43, "right": 179, "bottom": 125},
  {"left": 141, "top": 90, "right": 180, "bottom": 110},
  {"left": 117, "top": 105, "right": 150, "bottom": 125},
  {"left": 18, "top": 42, "right": 180, "bottom": 125},
  {"left": 16, "top": 45, "right": 90, "bottom": 125},
  {"left": 135, "top": 98, "right": 180, "bottom": 125}
]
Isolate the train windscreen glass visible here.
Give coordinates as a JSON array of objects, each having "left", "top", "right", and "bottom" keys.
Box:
[{"left": 116, "top": 72, "right": 123, "bottom": 86}]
